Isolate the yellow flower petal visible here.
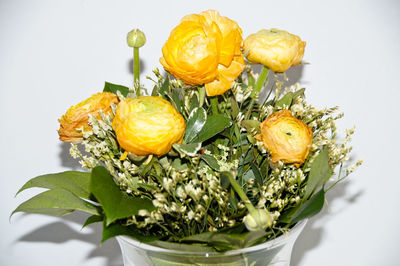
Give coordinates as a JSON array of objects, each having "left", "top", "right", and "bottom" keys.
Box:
[
  {"left": 258, "top": 110, "right": 312, "bottom": 167},
  {"left": 112, "top": 96, "right": 185, "bottom": 156},
  {"left": 201, "top": 10, "right": 243, "bottom": 67},
  {"left": 205, "top": 54, "right": 244, "bottom": 96},
  {"left": 244, "top": 29, "right": 305, "bottom": 72},
  {"left": 58, "top": 92, "right": 119, "bottom": 143},
  {"left": 160, "top": 10, "right": 244, "bottom": 95}
]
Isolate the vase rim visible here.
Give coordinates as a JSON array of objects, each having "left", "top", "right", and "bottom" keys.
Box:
[{"left": 116, "top": 219, "right": 307, "bottom": 255}]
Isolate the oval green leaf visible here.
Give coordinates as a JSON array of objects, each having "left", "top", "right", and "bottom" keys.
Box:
[
  {"left": 195, "top": 114, "right": 232, "bottom": 143},
  {"left": 173, "top": 143, "right": 202, "bottom": 158},
  {"left": 184, "top": 107, "right": 207, "bottom": 143},
  {"left": 304, "top": 147, "right": 333, "bottom": 198},
  {"left": 16, "top": 171, "right": 91, "bottom": 199},
  {"left": 11, "top": 188, "right": 99, "bottom": 218},
  {"left": 201, "top": 154, "right": 220, "bottom": 171},
  {"left": 103, "top": 82, "right": 130, "bottom": 97},
  {"left": 90, "top": 166, "right": 155, "bottom": 225},
  {"left": 291, "top": 189, "right": 325, "bottom": 224},
  {"left": 241, "top": 120, "right": 261, "bottom": 134},
  {"left": 275, "top": 92, "right": 293, "bottom": 108}
]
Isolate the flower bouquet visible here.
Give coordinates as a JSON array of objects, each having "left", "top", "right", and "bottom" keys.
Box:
[{"left": 13, "top": 10, "right": 361, "bottom": 266}]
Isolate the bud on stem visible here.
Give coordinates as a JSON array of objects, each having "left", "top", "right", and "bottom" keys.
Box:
[
  {"left": 225, "top": 171, "right": 272, "bottom": 231},
  {"left": 243, "top": 209, "right": 272, "bottom": 231},
  {"left": 126, "top": 29, "right": 146, "bottom": 96}
]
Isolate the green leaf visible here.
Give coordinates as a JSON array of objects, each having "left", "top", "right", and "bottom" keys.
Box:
[
  {"left": 201, "top": 154, "right": 220, "bottom": 171},
  {"left": 171, "top": 158, "right": 188, "bottom": 171},
  {"left": 198, "top": 86, "right": 206, "bottom": 107},
  {"left": 181, "top": 227, "right": 266, "bottom": 250},
  {"left": 103, "top": 82, "right": 130, "bottom": 97},
  {"left": 230, "top": 97, "right": 240, "bottom": 119},
  {"left": 170, "top": 88, "right": 183, "bottom": 113},
  {"left": 260, "top": 158, "right": 270, "bottom": 180},
  {"left": 292, "top": 88, "right": 305, "bottom": 101},
  {"left": 158, "top": 75, "right": 169, "bottom": 99},
  {"left": 242, "top": 230, "right": 268, "bottom": 247},
  {"left": 184, "top": 107, "right": 207, "bottom": 143},
  {"left": 291, "top": 189, "right": 325, "bottom": 224},
  {"left": 275, "top": 92, "right": 293, "bottom": 108},
  {"left": 241, "top": 120, "right": 261, "bottom": 134},
  {"left": 195, "top": 114, "right": 232, "bottom": 143},
  {"left": 220, "top": 172, "right": 231, "bottom": 190},
  {"left": 82, "top": 215, "right": 103, "bottom": 228},
  {"left": 138, "top": 156, "right": 156, "bottom": 177},
  {"left": 279, "top": 206, "right": 300, "bottom": 224},
  {"left": 304, "top": 147, "right": 333, "bottom": 198},
  {"left": 233, "top": 124, "right": 241, "bottom": 144},
  {"left": 16, "top": 171, "right": 91, "bottom": 199},
  {"left": 12, "top": 188, "right": 99, "bottom": 217},
  {"left": 247, "top": 72, "right": 256, "bottom": 88},
  {"left": 250, "top": 163, "right": 263, "bottom": 186},
  {"left": 229, "top": 191, "right": 238, "bottom": 210},
  {"left": 90, "top": 166, "right": 155, "bottom": 225},
  {"left": 102, "top": 222, "right": 159, "bottom": 243},
  {"left": 151, "top": 85, "right": 158, "bottom": 96},
  {"left": 240, "top": 149, "right": 254, "bottom": 166},
  {"left": 173, "top": 143, "right": 202, "bottom": 158},
  {"left": 242, "top": 168, "right": 255, "bottom": 182},
  {"left": 247, "top": 134, "right": 256, "bottom": 145},
  {"left": 149, "top": 240, "right": 215, "bottom": 253},
  {"left": 189, "top": 93, "right": 199, "bottom": 113}
]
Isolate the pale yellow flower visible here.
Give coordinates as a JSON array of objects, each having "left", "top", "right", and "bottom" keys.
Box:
[
  {"left": 160, "top": 10, "right": 245, "bottom": 96},
  {"left": 58, "top": 92, "right": 119, "bottom": 143},
  {"left": 244, "top": 29, "right": 305, "bottom": 72},
  {"left": 112, "top": 96, "right": 185, "bottom": 156},
  {"left": 256, "top": 110, "right": 312, "bottom": 167}
]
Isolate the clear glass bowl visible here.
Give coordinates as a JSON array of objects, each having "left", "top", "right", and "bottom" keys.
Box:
[{"left": 116, "top": 219, "right": 307, "bottom": 266}]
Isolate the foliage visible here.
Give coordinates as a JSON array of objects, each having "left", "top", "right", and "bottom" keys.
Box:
[
  {"left": 13, "top": 13, "right": 363, "bottom": 253},
  {"left": 13, "top": 67, "right": 361, "bottom": 252}
]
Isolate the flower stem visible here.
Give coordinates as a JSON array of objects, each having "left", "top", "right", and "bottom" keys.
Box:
[
  {"left": 245, "top": 66, "right": 269, "bottom": 119},
  {"left": 226, "top": 172, "right": 256, "bottom": 213},
  {"left": 134, "top": 47, "right": 140, "bottom": 96},
  {"left": 210, "top": 97, "right": 219, "bottom": 115},
  {"left": 254, "top": 66, "right": 269, "bottom": 94}
]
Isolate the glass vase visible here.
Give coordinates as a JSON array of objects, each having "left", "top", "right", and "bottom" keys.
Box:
[{"left": 116, "top": 219, "right": 307, "bottom": 266}]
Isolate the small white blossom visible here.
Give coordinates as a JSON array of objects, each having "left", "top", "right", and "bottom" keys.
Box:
[{"left": 187, "top": 210, "right": 195, "bottom": 220}]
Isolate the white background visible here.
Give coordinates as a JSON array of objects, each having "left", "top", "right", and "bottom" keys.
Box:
[{"left": 1, "top": 0, "right": 399, "bottom": 265}]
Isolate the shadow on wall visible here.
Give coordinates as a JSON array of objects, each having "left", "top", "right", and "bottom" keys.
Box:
[
  {"left": 252, "top": 64, "right": 305, "bottom": 103},
  {"left": 16, "top": 211, "right": 122, "bottom": 266},
  {"left": 127, "top": 58, "right": 146, "bottom": 75},
  {"left": 59, "top": 142, "right": 81, "bottom": 170},
  {"left": 156, "top": 62, "right": 305, "bottom": 99},
  {"left": 291, "top": 180, "right": 364, "bottom": 266}
]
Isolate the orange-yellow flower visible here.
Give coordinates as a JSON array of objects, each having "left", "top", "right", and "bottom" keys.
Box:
[
  {"left": 58, "top": 92, "right": 119, "bottom": 143},
  {"left": 256, "top": 110, "right": 312, "bottom": 167},
  {"left": 112, "top": 96, "right": 185, "bottom": 156},
  {"left": 160, "top": 10, "right": 245, "bottom": 96},
  {"left": 244, "top": 29, "right": 305, "bottom": 72}
]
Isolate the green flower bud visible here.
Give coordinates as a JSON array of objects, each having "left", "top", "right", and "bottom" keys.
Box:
[
  {"left": 243, "top": 209, "right": 272, "bottom": 231},
  {"left": 127, "top": 29, "right": 146, "bottom": 48}
]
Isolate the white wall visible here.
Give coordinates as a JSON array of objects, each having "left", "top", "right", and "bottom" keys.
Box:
[{"left": 1, "top": 0, "right": 399, "bottom": 265}]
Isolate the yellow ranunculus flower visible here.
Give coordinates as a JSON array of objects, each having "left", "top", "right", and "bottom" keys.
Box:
[
  {"left": 256, "top": 110, "right": 312, "bottom": 167},
  {"left": 244, "top": 29, "right": 305, "bottom": 72},
  {"left": 112, "top": 96, "right": 185, "bottom": 156},
  {"left": 160, "top": 10, "right": 245, "bottom": 96},
  {"left": 58, "top": 92, "right": 119, "bottom": 143}
]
